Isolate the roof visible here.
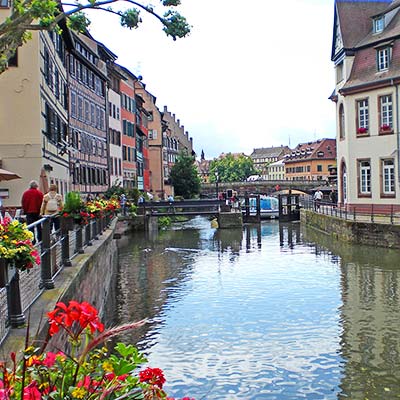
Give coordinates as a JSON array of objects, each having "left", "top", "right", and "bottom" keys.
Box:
[
  {"left": 335, "top": 1, "right": 391, "bottom": 50},
  {"left": 284, "top": 139, "right": 336, "bottom": 163},
  {"left": 336, "top": 0, "right": 400, "bottom": 92},
  {"left": 250, "top": 146, "right": 290, "bottom": 159}
]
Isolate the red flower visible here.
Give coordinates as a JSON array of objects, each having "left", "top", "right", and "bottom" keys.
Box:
[
  {"left": 47, "top": 301, "right": 104, "bottom": 337},
  {"left": 139, "top": 367, "right": 166, "bottom": 388},
  {"left": 381, "top": 124, "right": 391, "bottom": 130},
  {"left": 23, "top": 381, "right": 42, "bottom": 400},
  {"left": 357, "top": 127, "right": 367, "bottom": 134}
]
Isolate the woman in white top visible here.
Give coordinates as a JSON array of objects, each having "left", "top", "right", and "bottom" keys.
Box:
[{"left": 40, "top": 184, "right": 63, "bottom": 232}]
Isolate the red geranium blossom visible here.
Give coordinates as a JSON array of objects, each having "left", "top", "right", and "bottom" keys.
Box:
[
  {"left": 47, "top": 301, "right": 104, "bottom": 337},
  {"left": 139, "top": 367, "right": 166, "bottom": 388}
]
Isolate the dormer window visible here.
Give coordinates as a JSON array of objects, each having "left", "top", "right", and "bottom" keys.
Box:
[
  {"left": 377, "top": 47, "right": 390, "bottom": 71},
  {"left": 374, "top": 16, "right": 384, "bottom": 33}
]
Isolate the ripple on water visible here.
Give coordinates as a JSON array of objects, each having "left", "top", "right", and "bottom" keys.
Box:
[{"left": 115, "top": 220, "right": 400, "bottom": 399}]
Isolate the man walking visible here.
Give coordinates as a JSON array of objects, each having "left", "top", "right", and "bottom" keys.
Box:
[
  {"left": 313, "top": 189, "right": 323, "bottom": 211},
  {"left": 21, "top": 180, "right": 44, "bottom": 243}
]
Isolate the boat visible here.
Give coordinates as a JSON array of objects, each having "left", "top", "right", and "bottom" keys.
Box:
[{"left": 244, "top": 196, "right": 279, "bottom": 219}]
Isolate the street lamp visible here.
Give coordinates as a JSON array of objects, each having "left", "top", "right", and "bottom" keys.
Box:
[{"left": 215, "top": 171, "right": 219, "bottom": 199}]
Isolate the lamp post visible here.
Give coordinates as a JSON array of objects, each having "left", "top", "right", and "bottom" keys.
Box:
[{"left": 215, "top": 171, "right": 219, "bottom": 199}]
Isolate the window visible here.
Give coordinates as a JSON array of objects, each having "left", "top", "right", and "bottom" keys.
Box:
[
  {"left": 379, "top": 94, "right": 393, "bottom": 132},
  {"left": 0, "top": 0, "right": 10, "bottom": 7},
  {"left": 377, "top": 47, "right": 390, "bottom": 71},
  {"left": 70, "top": 91, "right": 76, "bottom": 117},
  {"left": 339, "top": 104, "right": 345, "bottom": 139},
  {"left": 317, "top": 165, "right": 322, "bottom": 172},
  {"left": 336, "top": 62, "right": 343, "bottom": 84},
  {"left": 382, "top": 159, "right": 395, "bottom": 195},
  {"left": 356, "top": 99, "right": 369, "bottom": 134},
  {"left": 374, "top": 17, "right": 384, "bottom": 33},
  {"left": 358, "top": 160, "right": 371, "bottom": 196}
]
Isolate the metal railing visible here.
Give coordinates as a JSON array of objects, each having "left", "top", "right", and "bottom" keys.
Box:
[
  {"left": 0, "top": 211, "right": 116, "bottom": 346},
  {"left": 303, "top": 198, "right": 400, "bottom": 225}
]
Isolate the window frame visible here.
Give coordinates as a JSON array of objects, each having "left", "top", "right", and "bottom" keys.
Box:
[
  {"left": 374, "top": 17, "right": 384, "bottom": 33},
  {"left": 380, "top": 158, "right": 395, "bottom": 197},
  {"left": 357, "top": 158, "right": 372, "bottom": 198},
  {"left": 356, "top": 98, "right": 369, "bottom": 136},
  {"left": 379, "top": 94, "right": 394, "bottom": 134},
  {"left": 377, "top": 47, "right": 390, "bottom": 71}
]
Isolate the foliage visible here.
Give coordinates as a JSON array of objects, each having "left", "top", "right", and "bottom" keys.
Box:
[
  {"left": 0, "top": 300, "right": 194, "bottom": 399},
  {"left": 170, "top": 152, "right": 201, "bottom": 199},
  {"left": 209, "top": 154, "right": 258, "bottom": 183},
  {"left": 0, "top": 217, "right": 40, "bottom": 271},
  {"left": 62, "top": 191, "right": 84, "bottom": 216},
  {"left": 158, "top": 216, "right": 171, "bottom": 229},
  {"left": 129, "top": 203, "right": 138, "bottom": 216},
  {"left": 0, "top": 0, "right": 190, "bottom": 74},
  {"left": 126, "top": 187, "right": 141, "bottom": 205},
  {"left": 104, "top": 184, "right": 125, "bottom": 200}
]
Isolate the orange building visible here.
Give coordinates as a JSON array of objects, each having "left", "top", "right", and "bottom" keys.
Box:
[{"left": 284, "top": 138, "right": 336, "bottom": 182}]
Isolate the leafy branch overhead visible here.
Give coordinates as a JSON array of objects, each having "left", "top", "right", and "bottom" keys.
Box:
[{"left": 0, "top": 0, "right": 191, "bottom": 73}]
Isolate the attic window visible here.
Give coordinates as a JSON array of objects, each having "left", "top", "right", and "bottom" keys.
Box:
[
  {"left": 374, "top": 16, "right": 384, "bottom": 33},
  {"left": 317, "top": 151, "right": 324, "bottom": 158}
]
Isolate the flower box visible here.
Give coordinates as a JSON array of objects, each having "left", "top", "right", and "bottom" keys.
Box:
[
  {"left": 357, "top": 127, "right": 368, "bottom": 134},
  {"left": 381, "top": 124, "right": 392, "bottom": 131}
]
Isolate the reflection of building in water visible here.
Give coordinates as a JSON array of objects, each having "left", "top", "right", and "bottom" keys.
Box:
[
  {"left": 302, "top": 225, "right": 400, "bottom": 399},
  {"left": 279, "top": 222, "right": 301, "bottom": 249},
  {"left": 245, "top": 225, "right": 261, "bottom": 252},
  {"left": 339, "top": 260, "right": 400, "bottom": 399},
  {"left": 214, "top": 228, "right": 242, "bottom": 261}
]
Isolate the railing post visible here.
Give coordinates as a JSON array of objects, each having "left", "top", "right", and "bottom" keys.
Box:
[
  {"left": 75, "top": 225, "right": 84, "bottom": 254},
  {"left": 7, "top": 268, "right": 26, "bottom": 328},
  {"left": 391, "top": 204, "right": 394, "bottom": 225},
  {"left": 85, "top": 221, "right": 93, "bottom": 246},
  {"left": 61, "top": 230, "right": 72, "bottom": 267},
  {"left": 353, "top": 206, "right": 356, "bottom": 221},
  {"left": 93, "top": 217, "right": 99, "bottom": 240},
  {"left": 40, "top": 218, "right": 55, "bottom": 289},
  {"left": 371, "top": 204, "right": 374, "bottom": 223}
]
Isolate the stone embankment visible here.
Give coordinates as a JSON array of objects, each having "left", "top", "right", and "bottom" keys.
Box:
[{"left": 301, "top": 209, "right": 400, "bottom": 249}]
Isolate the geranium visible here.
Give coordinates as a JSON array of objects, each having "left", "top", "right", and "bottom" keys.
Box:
[
  {"left": 0, "top": 217, "right": 40, "bottom": 271},
  {"left": 381, "top": 124, "right": 392, "bottom": 131},
  {"left": 0, "top": 301, "right": 192, "bottom": 399},
  {"left": 357, "top": 126, "right": 367, "bottom": 134}
]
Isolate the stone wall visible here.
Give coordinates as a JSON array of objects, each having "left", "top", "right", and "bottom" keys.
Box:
[{"left": 301, "top": 209, "right": 400, "bottom": 249}]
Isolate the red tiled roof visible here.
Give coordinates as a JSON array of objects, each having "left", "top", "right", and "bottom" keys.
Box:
[
  {"left": 336, "top": 1, "right": 390, "bottom": 49},
  {"left": 284, "top": 139, "right": 336, "bottom": 163}
]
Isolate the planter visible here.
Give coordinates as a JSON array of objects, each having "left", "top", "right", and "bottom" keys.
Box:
[{"left": 61, "top": 216, "right": 75, "bottom": 231}]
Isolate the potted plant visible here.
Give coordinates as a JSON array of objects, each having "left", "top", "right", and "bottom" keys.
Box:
[
  {"left": 0, "top": 217, "right": 40, "bottom": 286},
  {"left": 61, "top": 191, "right": 86, "bottom": 230}
]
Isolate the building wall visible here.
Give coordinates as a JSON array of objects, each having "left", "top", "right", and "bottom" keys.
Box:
[
  {"left": 336, "top": 87, "right": 399, "bottom": 207},
  {"left": 108, "top": 88, "right": 123, "bottom": 186}
]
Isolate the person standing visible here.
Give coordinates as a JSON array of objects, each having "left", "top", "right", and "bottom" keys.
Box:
[
  {"left": 40, "top": 183, "right": 63, "bottom": 232},
  {"left": 313, "top": 189, "right": 323, "bottom": 211},
  {"left": 21, "top": 180, "right": 44, "bottom": 243}
]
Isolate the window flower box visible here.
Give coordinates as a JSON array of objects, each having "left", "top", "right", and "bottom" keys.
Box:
[
  {"left": 381, "top": 124, "right": 392, "bottom": 131},
  {"left": 357, "top": 127, "right": 368, "bottom": 134}
]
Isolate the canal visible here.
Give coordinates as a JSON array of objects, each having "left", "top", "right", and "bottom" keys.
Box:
[{"left": 111, "top": 217, "right": 400, "bottom": 399}]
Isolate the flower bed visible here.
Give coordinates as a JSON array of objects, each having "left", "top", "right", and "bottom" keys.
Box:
[{"left": 0, "top": 300, "right": 193, "bottom": 399}]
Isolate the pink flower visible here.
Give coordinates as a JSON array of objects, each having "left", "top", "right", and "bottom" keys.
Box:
[{"left": 23, "top": 381, "right": 42, "bottom": 400}]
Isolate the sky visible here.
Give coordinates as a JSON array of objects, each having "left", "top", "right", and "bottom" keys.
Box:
[{"left": 88, "top": 0, "right": 337, "bottom": 159}]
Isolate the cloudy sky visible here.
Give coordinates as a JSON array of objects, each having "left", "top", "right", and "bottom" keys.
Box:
[{"left": 88, "top": 0, "right": 336, "bottom": 159}]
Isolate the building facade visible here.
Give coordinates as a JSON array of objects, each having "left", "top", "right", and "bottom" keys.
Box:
[
  {"left": 284, "top": 139, "right": 336, "bottom": 182},
  {"left": 250, "top": 146, "right": 291, "bottom": 179},
  {"left": 331, "top": 0, "right": 400, "bottom": 210},
  {"left": 0, "top": 6, "right": 71, "bottom": 205}
]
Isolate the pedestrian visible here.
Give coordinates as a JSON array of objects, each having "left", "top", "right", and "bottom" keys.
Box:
[
  {"left": 329, "top": 189, "right": 337, "bottom": 207},
  {"left": 40, "top": 183, "right": 63, "bottom": 233},
  {"left": 167, "top": 194, "right": 174, "bottom": 202},
  {"left": 313, "top": 189, "right": 323, "bottom": 211},
  {"left": 120, "top": 193, "right": 127, "bottom": 216},
  {"left": 21, "top": 180, "right": 44, "bottom": 243}
]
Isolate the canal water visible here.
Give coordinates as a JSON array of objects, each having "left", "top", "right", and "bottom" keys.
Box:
[{"left": 112, "top": 217, "right": 400, "bottom": 400}]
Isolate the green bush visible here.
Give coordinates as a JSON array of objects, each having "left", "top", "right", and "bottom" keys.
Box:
[
  {"left": 63, "top": 191, "right": 84, "bottom": 214},
  {"left": 158, "top": 216, "right": 171, "bottom": 229}
]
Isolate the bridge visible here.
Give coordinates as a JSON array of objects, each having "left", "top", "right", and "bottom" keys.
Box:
[
  {"left": 200, "top": 180, "right": 323, "bottom": 197},
  {"left": 138, "top": 199, "right": 225, "bottom": 217}
]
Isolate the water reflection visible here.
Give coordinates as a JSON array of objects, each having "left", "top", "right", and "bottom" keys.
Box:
[
  {"left": 303, "top": 226, "right": 400, "bottom": 399},
  {"left": 112, "top": 217, "right": 400, "bottom": 399}
]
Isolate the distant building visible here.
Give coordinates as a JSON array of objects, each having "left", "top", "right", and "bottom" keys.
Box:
[
  {"left": 195, "top": 151, "right": 211, "bottom": 183},
  {"left": 284, "top": 139, "right": 336, "bottom": 181},
  {"left": 250, "top": 146, "right": 291, "bottom": 178},
  {"left": 267, "top": 159, "right": 285, "bottom": 181},
  {"left": 331, "top": 0, "right": 400, "bottom": 210}
]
